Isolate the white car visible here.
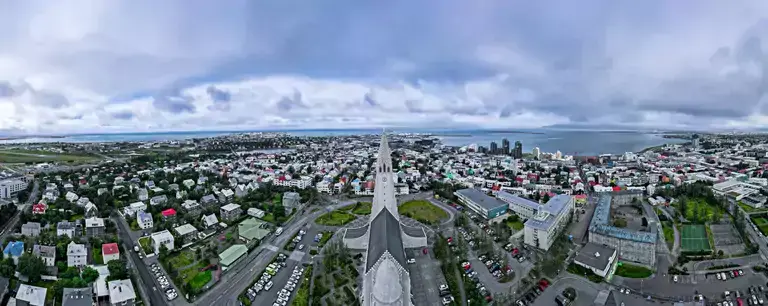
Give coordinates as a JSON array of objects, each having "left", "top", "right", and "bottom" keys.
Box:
[
  {"left": 439, "top": 284, "right": 449, "bottom": 291},
  {"left": 716, "top": 273, "right": 722, "bottom": 280},
  {"left": 265, "top": 281, "right": 273, "bottom": 291},
  {"left": 673, "top": 275, "right": 678, "bottom": 283},
  {"left": 407, "top": 258, "right": 416, "bottom": 264},
  {"left": 298, "top": 244, "right": 305, "bottom": 250}
]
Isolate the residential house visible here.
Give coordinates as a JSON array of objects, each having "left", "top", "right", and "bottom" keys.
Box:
[
  {"left": 65, "top": 191, "right": 79, "bottom": 203},
  {"left": 84, "top": 202, "right": 99, "bottom": 217},
  {"left": 137, "top": 188, "right": 149, "bottom": 201},
  {"left": 235, "top": 185, "right": 247, "bottom": 198},
  {"left": 161, "top": 208, "right": 177, "bottom": 220},
  {"left": 76, "top": 197, "right": 91, "bottom": 207},
  {"left": 62, "top": 287, "right": 93, "bottom": 306},
  {"left": 137, "top": 211, "right": 153, "bottom": 230},
  {"left": 150, "top": 230, "right": 175, "bottom": 254},
  {"left": 108, "top": 279, "right": 136, "bottom": 306},
  {"left": 85, "top": 217, "right": 106, "bottom": 237},
  {"left": 15, "top": 284, "right": 47, "bottom": 306},
  {"left": 219, "top": 188, "right": 234, "bottom": 203},
  {"left": 31, "top": 203, "right": 47, "bottom": 214},
  {"left": 67, "top": 242, "right": 87, "bottom": 267},
  {"left": 102, "top": 243, "right": 120, "bottom": 263},
  {"left": 168, "top": 183, "right": 180, "bottom": 191},
  {"left": 182, "top": 200, "right": 203, "bottom": 217},
  {"left": 57, "top": 220, "right": 80, "bottom": 238},
  {"left": 247, "top": 208, "right": 265, "bottom": 219},
  {"left": 200, "top": 194, "right": 218, "bottom": 208},
  {"left": 21, "top": 222, "right": 41, "bottom": 237},
  {"left": 182, "top": 179, "right": 195, "bottom": 189},
  {"left": 3, "top": 241, "right": 23, "bottom": 265},
  {"left": 32, "top": 245, "right": 56, "bottom": 267},
  {"left": 238, "top": 218, "right": 271, "bottom": 244},
  {"left": 201, "top": 214, "right": 219, "bottom": 229},
  {"left": 197, "top": 176, "right": 208, "bottom": 185},
  {"left": 97, "top": 187, "right": 108, "bottom": 196},
  {"left": 145, "top": 180, "right": 155, "bottom": 188},
  {"left": 123, "top": 201, "right": 147, "bottom": 216},
  {"left": 174, "top": 224, "right": 198, "bottom": 244},
  {"left": 63, "top": 183, "right": 74, "bottom": 191},
  {"left": 282, "top": 192, "right": 302, "bottom": 214},
  {"left": 220, "top": 203, "right": 242, "bottom": 222},
  {"left": 150, "top": 195, "right": 167, "bottom": 206}
]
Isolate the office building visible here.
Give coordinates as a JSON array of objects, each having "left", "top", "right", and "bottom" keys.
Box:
[
  {"left": 588, "top": 195, "right": 657, "bottom": 266},
  {"left": 454, "top": 189, "right": 509, "bottom": 219},
  {"left": 514, "top": 141, "right": 523, "bottom": 159},
  {"left": 496, "top": 191, "right": 540, "bottom": 219},
  {"left": 490, "top": 142, "right": 498, "bottom": 154},
  {"left": 502, "top": 139, "right": 510, "bottom": 155}
]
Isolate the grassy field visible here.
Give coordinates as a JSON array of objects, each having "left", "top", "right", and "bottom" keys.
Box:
[
  {"left": 92, "top": 247, "right": 104, "bottom": 265},
  {"left": 351, "top": 202, "right": 372, "bottom": 215},
  {"left": 751, "top": 215, "right": 768, "bottom": 235},
  {"left": 317, "top": 231, "right": 334, "bottom": 248},
  {"left": 678, "top": 198, "right": 721, "bottom": 224},
  {"left": 0, "top": 149, "right": 100, "bottom": 164},
  {"left": 615, "top": 262, "right": 654, "bottom": 278},
  {"left": 740, "top": 202, "right": 768, "bottom": 214},
  {"left": 168, "top": 250, "right": 196, "bottom": 268},
  {"left": 398, "top": 200, "right": 448, "bottom": 225},
  {"left": 680, "top": 224, "right": 711, "bottom": 251},
  {"left": 506, "top": 220, "right": 524, "bottom": 231},
  {"left": 315, "top": 211, "right": 357, "bottom": 226},
  {"left": 661, "top": 221, "right": 675, "bottom": 251},
  {"left": 188, "top": 270, "right": 212, "bottom": 291}
]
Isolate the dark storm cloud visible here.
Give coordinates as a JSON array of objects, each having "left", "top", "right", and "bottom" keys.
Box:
[
  {"left": 153, "top": 96, "right": 196, "bottom": 113},
  {"left": 111, "top": 111, "right": 135, "bottom": 120},
  {"left": 276, "top": 91, "right": 306, "bottom": 112},
  {"left": 206, "top": 86, "right": 231, "bottom": 103}
]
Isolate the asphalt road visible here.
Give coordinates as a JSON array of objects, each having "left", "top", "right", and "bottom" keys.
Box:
[
  {"left": 531, "top": 275, "right": 602, "bottom": 306},
  {"left": 195, "top": 200, "right": 356, "bottom": 306},
  {"left": 0, "top": 180, "right": 38, "bottom": 239},
  {"left": 114, "top": 215, "right": 170, "bottom": 306}
]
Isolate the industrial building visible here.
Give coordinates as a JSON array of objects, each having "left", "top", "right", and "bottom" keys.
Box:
[
  {"left": 523, "top": 194, "right": 574, "bottom": 250},
  {"left": 588, "top": 194, "right": 657, "bottom": 267},
  {"left": 454, "top": 188, "right": 509, "bottom": 219}
]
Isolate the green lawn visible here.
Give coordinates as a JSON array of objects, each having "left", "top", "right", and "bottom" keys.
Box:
[
  {"left": 352, "top": 202, "right": 372, "bottom": 215},
  {"left": 317, "top": 231, "right": 334, "bottom": 248},
  {"left": 398, "top": 200, "right": 448, "bottom": 225},
  {"left": 751, "top": 215, "right": 768, "bottom": 235},
  {"left": 188, "top": 270, "right": 212, "bottom": 291},
  {"left": 315, "top": 211, "right": 357, "bottom": 226},
  {"left": 740, "top": 202, "right": 768, "bottom": 214},
  {"left": 261, "top": 213, "right": 275, "bottom": 223},
  {"left": 506, "top": 220, "right": 524, "bottom": 231},
  {"left": 138, "top": 237, "right": 153, "bottom": 254},
  {"left": 661, "top": 221, "right": 675, "bottom": 251},
  {"left": 615, "top": 262, "right": 654, "bottom": 278},
  {"left": 0, "top": 149, "right": 100, "bottom": 164},
  {"left": 168, "top": 250, "right": 196, "bottom": 268},
  {"left": 92, "top": 247, "right": 104, "bottom": 264}
]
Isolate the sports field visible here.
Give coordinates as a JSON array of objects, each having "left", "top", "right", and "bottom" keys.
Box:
[{"left": 680, "top": 224, "right": 711, "bottom": 251}]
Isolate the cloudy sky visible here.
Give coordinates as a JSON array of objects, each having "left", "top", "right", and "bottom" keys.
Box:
[{"left": 0, "top": 0, "right": 767, "bottom": 135}]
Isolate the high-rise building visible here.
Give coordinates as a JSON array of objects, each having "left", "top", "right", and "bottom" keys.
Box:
[
  {"left": 490, "top": 142, "right": 498, "bottom": 154},
  {"left": 502, "top": 139, "right": 510, "bottom": 155},
  {"left": 514, "top": 141, "right": 523, "bottom": 159},
  {"left": 532, "top": 147, "right": 541, "bottom": 160}
]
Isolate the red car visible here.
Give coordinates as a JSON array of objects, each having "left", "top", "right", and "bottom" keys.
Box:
[
  {"left": 423, "top": 248, "right": 429, "bottom": 255},
  {"left": 447, "top": 237, "right": 453, "bottom": 243},
  {"left": 512, "top": 248, "right": 519, "bottom": 255}
]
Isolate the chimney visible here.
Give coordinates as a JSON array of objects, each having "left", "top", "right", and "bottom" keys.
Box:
[{"left": 594, "top": 252, "right": 600, "bottom": 257}]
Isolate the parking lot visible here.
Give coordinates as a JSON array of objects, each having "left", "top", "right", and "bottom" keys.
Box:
[
  {"left": 242, "top": 252, "right": 308, "bottom": 306},
  {"left": 407, "top": 249, "right": 446, "bottom": 306},
  {"left": 142, "top": 256, "right": 180, "bottom": 302}
]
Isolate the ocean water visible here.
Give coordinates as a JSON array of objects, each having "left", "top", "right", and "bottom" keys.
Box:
[{"left": 0, "top": 129, "right": 687, "bottom": 155}]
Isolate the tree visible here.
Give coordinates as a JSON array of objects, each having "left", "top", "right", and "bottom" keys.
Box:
[
  {"left": 82, "top": 266, "right": 100, "bottom": 283},
  {"left": 60, "top": 266, "right": 81, "bottom": 279},
  {"left": 107, "top": 259, "right": 129, "bottom": 280},
  {"left": 18, "top": 253, "right": 46, "bottom": 283}
]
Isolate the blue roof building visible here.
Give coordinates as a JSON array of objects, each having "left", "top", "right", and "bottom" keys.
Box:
[
  {"left": 3, "top": 241, "right": 24, "bottom": 264},
  {"left": 587, "top": 194, "right": 658, "bottom": 267}
]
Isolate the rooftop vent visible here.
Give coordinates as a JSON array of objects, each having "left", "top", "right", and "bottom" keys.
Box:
[{"left": 594, "top": 252, "right": 601, "bottom": 258}]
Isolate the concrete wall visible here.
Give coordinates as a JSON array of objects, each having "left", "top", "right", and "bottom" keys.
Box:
[{"left": 589, "top": 232, "right": 656, "bottom": 267}]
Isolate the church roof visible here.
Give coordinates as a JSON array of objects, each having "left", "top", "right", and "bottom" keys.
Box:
[{"left": 366, "top": 208, "right": 406, "bottom": 273}]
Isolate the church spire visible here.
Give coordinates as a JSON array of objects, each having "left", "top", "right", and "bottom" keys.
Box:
[{"left": 370, "top": 132, "right": 398, "bottom": 220}]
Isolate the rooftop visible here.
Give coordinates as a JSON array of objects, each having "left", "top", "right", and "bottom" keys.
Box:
[
  {"left": 574, "top": 242, "right": 616, "bottom": 271},
  {"left": 16, "top": 284, "right": 46, "bottom": 306},
  {"left": 524, "top": 195, "right": 573, "bottom": 231},
  {"left": 174, "top": 224, "right": 197, "bottom": 236},
  {"left": 455, "top": 188, "right": 509, "bottom": 210},
  {"left": 589, "top": 194, "right": 657, "bottom": 244},
  {"left": 102, "top": 243, "right": 119, "bottom": 255},
  {"left": 219, "top": 244, "right": 247, "bottom": 266},
  {"left": 108, "top": 279, "right": 136, "bottom": 304},
  {"left": 62, "top": 287, "right": 93, "bottom": 306}
]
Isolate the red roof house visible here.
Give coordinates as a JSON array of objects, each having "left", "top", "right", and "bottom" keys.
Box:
[
  {"left": 32, "top": 203, "right": 47, "bottom": 215},
  {"left": 612, "top": 186, "right": 622, "bottom": 192},
  {"left": 161, "top": 208, "right": 177, "bottom": 218},
  {"left": 102, "top": 243, "right": 120, "bottom": 263}
]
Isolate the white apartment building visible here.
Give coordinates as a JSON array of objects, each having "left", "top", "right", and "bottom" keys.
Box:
[
  {"left": 496, "top": 191, "right": 539, "bottom": 219},
  {"left": 151, "top": 230, "right": 175, "bottom": 254},
  {"left": 137, "top": 211, "right": 154, "bottom": 230},
  {"left": 523, "top": 195, "right": 574, "bottom": 251},
  {"left": 0, "top": 179, "right": 27, "bottom": 199},
  {"left": 67, "top": 242, "right": 87, "bottom": 267}
]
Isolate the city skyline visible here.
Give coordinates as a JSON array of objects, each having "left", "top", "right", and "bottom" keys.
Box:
[{"left": 0, "top": 1, "right": 766, "bottom": 134}]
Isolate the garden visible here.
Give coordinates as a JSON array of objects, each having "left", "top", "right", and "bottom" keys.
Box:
[
  {"left": 675, "top": 197, "right": 722, "bottom": 224},
  {"left": 398, "top": 200, "right": 448, "bottom": 225},
  {"left": 310, "top": 240, "right": 360, "bottom": 306},
  {"left": 315, "top": 211, "right": 357, "bottom": 226},
  {"left": 751, "top": 214, "right": 768, "bottom": 236},
  {"left": 614, "top": 262, "right": 654, "bottom": 278}
]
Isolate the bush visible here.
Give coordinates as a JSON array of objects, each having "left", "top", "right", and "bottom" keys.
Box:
[
  {"left": 566, "top": 263, "right": 603, "bottom": 283},
  {"left": 309, "top": 249, "right": 318, "bottom": 255},
  {"left": 615, "top": 263, "right": 654, "bottom": 278}
]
